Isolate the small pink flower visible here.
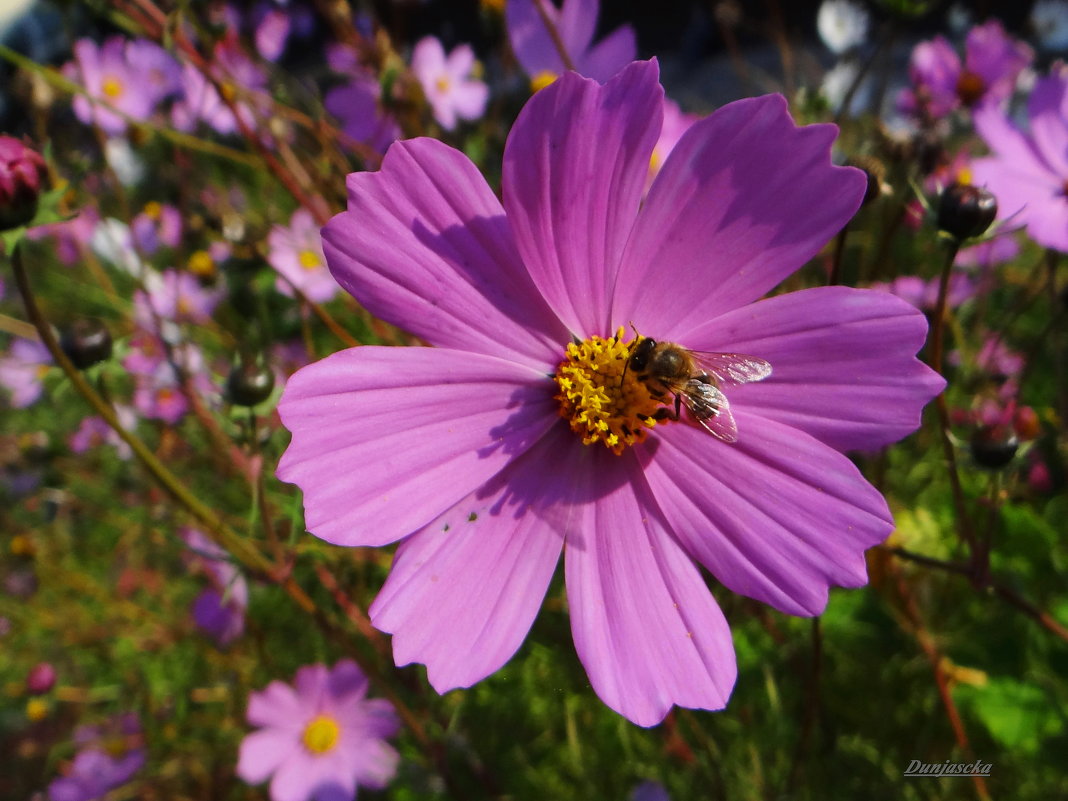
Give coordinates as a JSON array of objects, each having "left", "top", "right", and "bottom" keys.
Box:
[
  {"left": 237, "top": 661, "right": 399, "bottom": 801},
  {"left": 268, "top": 208, "right": 337, "bottom": 303},
  {"left": 69, "top": 405, "right": 136, "bottom": 460},
  {"left": 411, "top": 37, "right": 489, "bottom": 131}
]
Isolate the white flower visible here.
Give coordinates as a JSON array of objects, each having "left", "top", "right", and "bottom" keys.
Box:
[
  {"left": 1032, "top": 0, "right": 1068, "bottom": 51},
  {"left": 817, "top": 0, "right": 870, "bottom": 55},
  {"left": 821, "top": 60, "right": 871, "bottom": 115},
  {"left": 104, "top": 138, "right": 144, "bottom": 186},
  {"left": 91, "top": 218, "right": 144, "bottom": 276}
]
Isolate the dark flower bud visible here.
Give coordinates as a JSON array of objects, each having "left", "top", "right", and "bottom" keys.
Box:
[
  {"left": 969, "top": 424, "right": 1018, "bottom": 470},
  {"left": 59, "top": 319, "right": 113, "bottom": 370},
  {"left": 226, "top": 360, "right": 275, "bottom": 406},
  {"left": 26, "top": 662, "right": 56, "bottom": 695},
  {"left": 0, "top": 136, "right": 47, "bottom": 231},
  {"left": 937, "top": 183, "right": 997, "bottom": 241}
]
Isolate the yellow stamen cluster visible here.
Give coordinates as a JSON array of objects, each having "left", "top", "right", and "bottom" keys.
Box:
[
  {"left": 553, "top": 328, "right": 664, "bottom": 455},
  {"left": 101, "top": 76, "right": 124, "bottom": 99},
  {"left": 298, "top": 250, "right": 321, "bottom": 270},
  {"left": 302, "top": 715, "right": 341, "bottom": 755},
  {"left": 530, "top": 70, "right": 558, "bottom": 93}
]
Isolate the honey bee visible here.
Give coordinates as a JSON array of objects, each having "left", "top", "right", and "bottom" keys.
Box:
[{"left": 626, "top": 337, "right": 772, "bottom": 443}]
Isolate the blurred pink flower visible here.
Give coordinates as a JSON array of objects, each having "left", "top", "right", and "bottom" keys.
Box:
[
  {"left": 506, "top": 0, "right": 636, "bottom": 86},
  {"left": 63, "top": 37, "right": 178, "bottom": 134},
  {"left": 325, "top": 72, "right": 401, "bottom": 155},
  {"left": 181, "top": 527, "right": 248, "bottom": 647},
  {"left": 268, "top": 208, "right": 337, "bottom": 303},
  {"left": 237, "top": 661, "right": 399, "bottom": 801},
  {"left": 49, "top": 715, "right": 145, "bottom": 801},
  {"left": 898, "top": 20, "right": 1032, "bottom": 119},
  {"left": 0, "top": 338, "right": 51, "bottom": 408},
  {"left": 69, "top": 405, "right": 136, "bottom": 460},
  {"left": 869, "top": 273, "right": 977, "bottom": 311},
  {"left": 410, "top": 37, "right": 489, "bottom": 131},
  {"left": 279, "top": 61, "right": 944, "bottom": 725},
  {"left": 971, "top": 67, "right": 1068, "bottom": 253},
  {"left": 26, "top": 207, "right": 99, "bottom": 266},
  {"left": 172, "top": 34, "right": 268, "bottom": 135},
  {"left": 131, "top": 202, "right": 182, "bottom": 255}
]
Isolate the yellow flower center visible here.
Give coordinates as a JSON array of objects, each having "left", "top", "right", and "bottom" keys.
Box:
[
  {"left": 955, "top": 166, "right": 973, "bottom": 186},
  {"left": 188, "top": 250, "right": 215, "bottom": 278},
  {"left": 35, "top": 364, "right": 50, "bottom": 380},
  {"left": 25, "top": 698, "right": 49, "bottom": 721},
  {"left": 649, "top": 147, "right": 664, "bottom": 175},
  {"left": 298, "top": 249, "right": 321, "bottom": 270},
  {"left": 553, "top": 328, "right": 665, "bottom": 455},
  {"left": 143, "top": 201, "right": 162, "bottom": 220},
  {"left": 102, "top": 76, "right": 124, "bottom": 99},
  {"left": 435, "top": 76, "right": 451, "bottom": 94},
  {"left": 530, "top": 70, "right": 558, "bottom": 93},
  {"left": 302, "top": 715, "right": 341, "bottom": 754}
]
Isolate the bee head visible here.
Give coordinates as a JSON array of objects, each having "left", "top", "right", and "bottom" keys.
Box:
[{"left": 628, "top": 337, "right": 657, "bottom": 372}]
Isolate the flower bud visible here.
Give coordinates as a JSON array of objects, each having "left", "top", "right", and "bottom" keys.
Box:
[
  {"left": 969, "top": 424, "right": 1018, "bottom": 470},
  {"left": 59, "top": 319, "right": 113, "bottom": 370},
  {"left": 937, "top": 183, "right": 997, "bottom": 241},
  {"left": 26, "top": 662, "right": 56, "bottom": 695},
  {"left": 226, "top": 360, "right": 275, "bottom": 406},
  {"left": 0, "top": 136, "right": 47, "bottom": 231}
]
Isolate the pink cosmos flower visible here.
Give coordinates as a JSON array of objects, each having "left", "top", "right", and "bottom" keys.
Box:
[
  {"left": 0, "top": 338, "right": 51, "bottom": 408},
  {"left": 898, "top": 20, "right": 1032, "bottom": 119},
  {"left": 70, "top": 405, "right": 136, "bottom": 460},
  {"left": 869, "top": 273, "right": 977, "bottom": 311},
  {"left": 27, "top": 208, "right": 99, "bottom": 266},
  {"left": 325, "top": 74, "right": 401, "bottom": 155},
  {"left": 134, "top": 269, "right": 222, "bottom": 333},
  {"left": 970, "top": 67, "right": 1068, "bottom": 253},
  {"left": 131, "top": 202, "right": 182, "bottom": 256},
  {"left": 410, "top": 37, "right": 488, "bottom": 131},
  {"left": 506, "top": 0, "right": 636, "bottom": 87},
  {"left": 278, "top": 61, "right": 944, "bottom": 725},
  {"left": 237, "top": 661, "right": 399, "bottom": 801},
  {"left": 268, "top": 208, "right": 337, "bottom": 303},
  {"left": 63, "top": 37, "right": 177, "bottom": 135},
  {"left": 172, "top": 34, "right": 268, "bottom": 136}
]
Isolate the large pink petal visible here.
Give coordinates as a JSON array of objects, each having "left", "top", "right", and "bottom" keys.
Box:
[
  {"left": 970, "top": 156, "right": 1068, "bottom": 250},
  {"left": 611, "top": 94, "right": 866, "bottom": 339},
  {"left": 503, "top": 60, "right": 663, "bottom": 338},
  {"left": 1026, "top": 72, "right": 1068, "bottom": 178},
  {"left": 685, "top": 287, "right": 945, "bottom": 452},
  {"left": 247, "top": 680, "right": 305, "bottom": 730},
  {"left": 639, "top": 413, "right": 892, "bottom": 617},
  {"left": 559, "top": 0, "right": 597, "bottom": 56},
  {"left": 323, "top": 138, "right": 567, "bottom": 370},
  {"left": 236, "top": 729, "right": 300, "bottom": 784},
  {"left": 506, "top": 0, "right": 565, "bottom": 77},
  {"left": 564, "top": 448, "right": 737, "bottom": 727},
  {"left": 973, "top": 103, "right": 1052, "bottom": 178},
  {"left": 370, "top": 425, "right": 573, "bottom": 691},
  {"left": 277, "top": 346, "right": 558, "bottom": 547}
]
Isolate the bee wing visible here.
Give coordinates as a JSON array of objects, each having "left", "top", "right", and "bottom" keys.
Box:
[
  {"left": 691, "top": 352, "right": 772, "bottom": 386},
  {"left": 681, "top": 380, "right": 739, "bottom": 443}
]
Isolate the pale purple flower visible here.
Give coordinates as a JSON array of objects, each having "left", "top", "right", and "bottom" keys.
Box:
[
  {"left": 130, "top": 342, "right": 211, "bottom": 424},
  {"left": 976, "top": 336, "right": 1024, "bottom": 380},
  {"left": 506, "top": 0, "right": 636, "bottom": 86},
  {"left": 631, "top": 782, "right": 671, "bottom": 801},
  {"left": 182, "top": 527, "right": 248, "bottom": 647},
  {"left": 69, "top": 405, "right": 136, "bottom": 460},
  {"left": 131, "top": 202, "right": 182, "bottom": 255},
  {"left": 869, "top": 273, "right": 977, "bottom": 311},
  {"left": 63, "top": 37, "right": 177, "bottom": 134},
  {"left": 970, "top": 67, "right": 1068, "bottom": 252},
  {"left": 955, "top": 232, "right": 1020, "bottom": 268},
  {"left": 237, "top": 661, "right": 399, "bottom": 801},
  {"left": 898, "top": 20, "right": 1033, "bottom": 119},
  {"left": 172, "top": 35, "right": 268, "bottom": 136},
  {"left": 0, "top": 338, "right": 51, "bottom": 408},
  {"left": 325, "top": 73, "right": 401, "bottom": 155},
  {"left": 134, "top": 269, "right": 222, "bottom": 328},
  {"left": 49, "top": 715, "right": 145, "bottom": 801},
  {"left": 26, "top": 208, "right": 99, "bottom": 266},
  {"left": 268, "top": 208, "right": 337, "bottom": 302},
  {"left": 410, "top": 37, "right": 489, "bottom": 131},
  {"left": 278, "top": 61, "right": 944, "bottom": 726}
]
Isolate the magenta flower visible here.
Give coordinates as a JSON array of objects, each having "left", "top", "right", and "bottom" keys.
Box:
[
  {"left": 70, "top": 405, "right": 136, "bottom": 460},
  {"left": 278, "top": 61, "right": 943, "bottom": 725},
  {"left": 506, "top": 0, "right": 636, "bottom": 87},
  {"left": 898, "top": 20, "right": 1032, "bottom": 119},
  {"left": 268, "top": 208, "right": 337, "bottom": 303},
  {"left": 172, "top": 34, "right": 268, "bottom": 136},
  {"left": 325, "top": 74, "right": 401, "bottom": 155},
  {"left": 237, "top": 661, "right": 399, "bottom": 801},
  {"left": 131, "top": 202, "right": 182, "bottom": 256},
  {"left": 970, "top": 68, "right": 1068, "bottom": 252},
  {"left": 410, "top": 37, "right": 489, "bottom": 131},
  {"left": 869, "top": 273, "right": 977, "bottom": 311},
  {"left": 134, "top": 269, "right": 222, "bottom": 330}
]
